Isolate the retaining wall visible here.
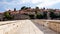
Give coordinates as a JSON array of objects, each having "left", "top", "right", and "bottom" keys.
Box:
[{"left": 32, "top": 19, "right": 60, "bottom": 33}]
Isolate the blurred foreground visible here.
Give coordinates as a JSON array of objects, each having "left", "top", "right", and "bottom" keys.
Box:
[{"left": 0, "top": 20, "right": 59, "bottom": 34}]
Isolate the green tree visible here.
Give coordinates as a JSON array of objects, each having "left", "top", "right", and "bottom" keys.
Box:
[
  {"left": 4, "top": 12, "right": 13, "bottom": 20},
  {"left": 50, "top": 11, "right": 55, "bottom": 19},
  {"left": 21, "top": 6, "right": 29, "bottom": 10},
  {"left": 35, "top": 7, "right": 39, "bottom": 10},
  {"left": 43, "top": 11, "right": 47, "bottom": 19},
  {"left": 35, "top": 7, "right": 39, "bottom": 14},
  {"left": 29, "top": 14, "right": 35, "bottom": 19},
  {"left": 47, "top": 10, "right": 55, "bottom": 19},
  {"left": 36, "top": 13, "right": 43, "bottom": 19},
  {"left": 21, "top": 6, "right": 26, "bottom": 10}
]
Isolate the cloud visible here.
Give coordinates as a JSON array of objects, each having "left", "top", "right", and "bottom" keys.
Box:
[
  {"left": 1, "top": 0, "right": 60, "bottom": 7},
  {"left": 36, "top": 0, "right": 60, "bottom": 8},
  {"left": 18, "top": 0, "right": 60, "bottom": 8},
  {"left": 0, "top": 0, "right": 60, "bottom": 12}
]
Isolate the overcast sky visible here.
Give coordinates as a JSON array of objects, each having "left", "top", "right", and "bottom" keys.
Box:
[{"left": 0, "top": 0, "right": 60, "bottom": 12}]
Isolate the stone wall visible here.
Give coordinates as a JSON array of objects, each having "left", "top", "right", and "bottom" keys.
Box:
[
  {"left": 48, "top": 21, "right": 60, "bottom": 33},
  {"left": 32, "top": 19, "right": 60, "bottom": 33}
]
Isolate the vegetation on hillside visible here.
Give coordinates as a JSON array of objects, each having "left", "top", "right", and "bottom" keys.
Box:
[{"left": 1, "top": 6, "right": 60, "bottom": 20}]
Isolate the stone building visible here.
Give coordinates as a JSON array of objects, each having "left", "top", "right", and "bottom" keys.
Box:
[{"left": 0, "top": 13, "right": 4, "bottom": 21}]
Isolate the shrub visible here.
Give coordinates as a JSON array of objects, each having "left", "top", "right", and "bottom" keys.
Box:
[
  {"left": 29, "top": 14, "right": 35, "bottom": 19},
  {"left": 50, "top": 12, "right": 55, "bottom": 19},
  {"left": 36, "top": 14, "right": 43, "bottom": 19},
  {"left": 43, "top": 12, "right": 47, "bottom": 19},
  {"left": 4, "top": 12, "right": 13, "bottom": 20}
]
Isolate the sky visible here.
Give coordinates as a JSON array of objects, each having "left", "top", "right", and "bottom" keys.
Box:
[{"left": 0, "top": 0, "right": 60, "bottom": 12}]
